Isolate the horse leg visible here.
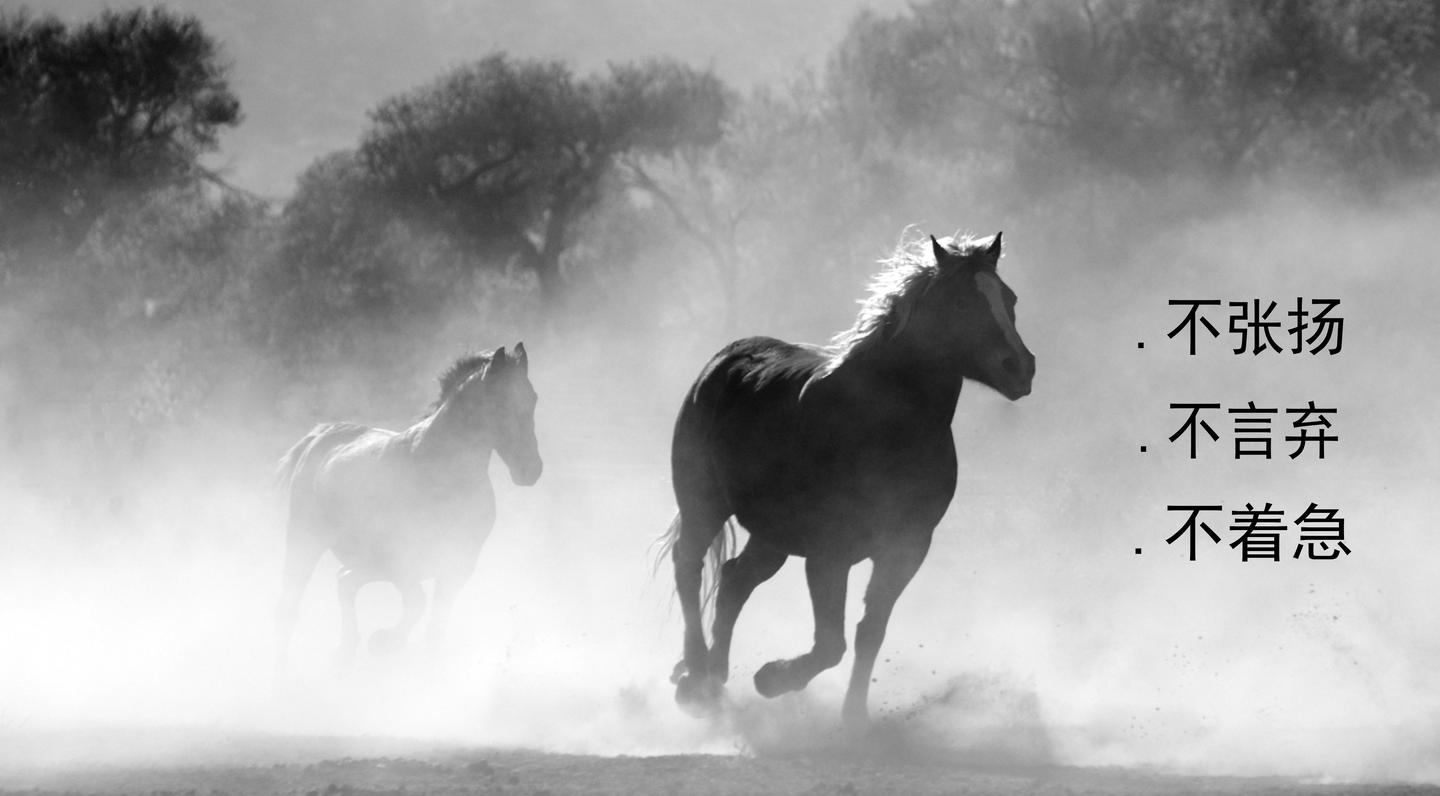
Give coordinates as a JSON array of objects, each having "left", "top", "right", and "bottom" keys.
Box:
[
  {"left": 706, "top": 537, "right": 787, "bottom": 684},
  {"left": 274, "top": 527, "right": 324, "bottom": 678},
  {"left": 754, "top": 555, "right": 849, "bottom": 698},
  {"left": 426, "top": 573, "right": 468, "bottom": 656},
  {"left": 671, "top": 511, "right": 725, "bottom": 707},
  {"left": 841, "top": 542, "right": 928, "bottom": 726},
  {"left": 334, "top": 567, "right": 365, "bottom": 670},
  {"left": 369, "top": 580, "right": 427, "bottom": 656}
]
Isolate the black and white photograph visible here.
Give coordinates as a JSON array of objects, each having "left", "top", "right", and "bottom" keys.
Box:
[{"left": 2, "top": 1, "right": 1438, "bottom": 793}]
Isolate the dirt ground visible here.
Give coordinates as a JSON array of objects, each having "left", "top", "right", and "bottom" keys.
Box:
[{"left": 2, "top": 731, "right": 1438, "bottom": 796}]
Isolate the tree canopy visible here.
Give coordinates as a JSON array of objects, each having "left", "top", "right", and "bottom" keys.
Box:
[
  {"left": 827, "top": 0, "right": 1440, "bottom": 185},
  {"left": 0, "top": 7, "right": 241, "bottom": 267},
  {"left": 355, "top": 54, "right": 729, "bottom": 301}
]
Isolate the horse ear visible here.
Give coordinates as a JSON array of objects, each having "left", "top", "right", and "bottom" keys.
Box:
[
  {"left": 931, "top": 235, "right": 948, "bottom": 265},
  {"left": 977, "top": 231, "right": 1002, "bottom": 269},
  {"left": 493, "top": 345, "right": 507, "bottom": 365},
  {"left": 514, "top": 341, "right": 528, "bottom": 373}
]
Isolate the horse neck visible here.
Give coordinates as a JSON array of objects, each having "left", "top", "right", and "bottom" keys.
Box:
[
  {"left": 834, "top": 329, "right": 965, "bottom": 423},
  {"left": 404, "top": 401, "right": 494, "bottom": 465}
]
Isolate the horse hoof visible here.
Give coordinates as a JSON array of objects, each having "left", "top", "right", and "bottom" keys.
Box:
[
  {"left": 670, "top": 660, "right": 688, "bottom": 686},
  {"left": 674, "top": 673, "right": 723, "bottom": 714},
  {"left": 753, "top": 660, "right": 790, "bottom": 698}
]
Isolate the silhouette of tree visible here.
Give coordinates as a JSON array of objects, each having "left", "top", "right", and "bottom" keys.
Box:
[
  {"left": 0, "top": 8, "right": 241, "bottom": 269},
  {"left": 825, "top": 0, "right": 1440, "bottom": 186},
  {"left": 260, "top": 150, "right": 474, "bottom": 357},
  {"left": 358, "top": 54, "right": 728, "bottom": 303}
]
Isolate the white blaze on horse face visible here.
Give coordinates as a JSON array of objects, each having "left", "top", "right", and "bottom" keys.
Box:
[{"left": 974, "top": 269, "right": 1024, "bottom": 354}]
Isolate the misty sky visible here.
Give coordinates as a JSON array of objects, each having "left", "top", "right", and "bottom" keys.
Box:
[{"left": 25, "top": 0, "right": 904, "bottom": 196}]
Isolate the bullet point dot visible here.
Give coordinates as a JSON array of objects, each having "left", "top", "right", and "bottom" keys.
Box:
[
  {"left": 1134, "top": 548, "right": 1143, "bottom": 555},
  {"left": 1137, "top": 341, "right": 1145, "bottom": 349},
  {"left": 1140, "top": 445, "right": 1147, "bottom": 453}
]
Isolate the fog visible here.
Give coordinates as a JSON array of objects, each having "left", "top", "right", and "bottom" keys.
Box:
[
  {"left": 4, "top": 0, "right": 1440, "bottom": 788},
  {"left": 3, "top": 185, "right": 1437, "bottom": 782}
]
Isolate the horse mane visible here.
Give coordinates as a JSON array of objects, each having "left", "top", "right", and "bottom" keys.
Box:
[
  {"left": 820, "top": 228, "right": 986, "bottom": 375},
  {"left": 429, "top": 350, "right": 497, "bottom": 412}
]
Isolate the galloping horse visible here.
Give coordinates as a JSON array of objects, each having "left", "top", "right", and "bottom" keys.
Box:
[
  {"left": 274, "top": 345, "right": 542, "bottom": 672},
  {"left": 662, "top": 231, "right": 1034, "bottom": 725}
]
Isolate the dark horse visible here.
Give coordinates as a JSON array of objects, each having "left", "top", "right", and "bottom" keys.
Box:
[
  {"left": 662, "top": 231, "right": 1034, "bottom": 725},
  {"left": 274, "top": 345, "right": 542, "bottom": 672}
]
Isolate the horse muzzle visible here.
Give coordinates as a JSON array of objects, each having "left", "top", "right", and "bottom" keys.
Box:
[
  {"left": 510, "top": 458, "right": 543, "bottom": 486},
  {"left": 993, "top": 351, "right": 1035, "bottom": 401}
]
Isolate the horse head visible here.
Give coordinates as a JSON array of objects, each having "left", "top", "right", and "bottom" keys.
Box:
[
  {"left": 923, "top": 233, "right": 1035, "bottom": 400},
  {"left": 449, "top": 343, "right": 543, "bottom": 485}
]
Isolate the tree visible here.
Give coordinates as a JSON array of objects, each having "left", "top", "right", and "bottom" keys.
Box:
[
  {"left": 357, "top": 54, "right": 728, "bottom": 303},
  {"left": 1125, "top": 0, "right": 1440, "bottom": 179},
  {"left": 260, "top": 150, "right": 471, "bottom": 357},
  {"left": 824, "top": 0, "right": 1440, "bottom": 187},
  {"left": 0, "top": 8, "right": 241, "bottom": 268},
  {"left": 623, "top": 77, "right": 904, "bottom": 334}
]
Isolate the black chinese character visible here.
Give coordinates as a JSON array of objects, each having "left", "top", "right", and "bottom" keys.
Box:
[
  {"left": 1229, "top": 401, "right": 1277, "bottom": 459},
  {"left": 1230, "top": 299, "right": 1283, "bottom": 355},
  {"left": 1303, "top": 299, "right": 1343, "bottom": 355},
  {"left": 1286, "top": 401, "right": 1338, "bottom": 459},
  {"left": 1169, "top": 403, "right": 1221, "bottom": 459},
  {"left": 1293, "top": 503, "right": 1350, "bottom": 559},
  {"left": 1167, "top": 300, "right": 1222, "bottom": 355},
  {"left": 1229, "top": 502, "right": 1285, "bottom": 562},
  {"left": 1167, "top": 505, "right": 1224, "bottom": 561}
]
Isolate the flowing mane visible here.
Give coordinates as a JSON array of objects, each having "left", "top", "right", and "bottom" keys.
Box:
[
  {"left": 661, "top": 224, "right": 1032, "bottom": 724},
  {"left": 429, "top": 351, "right": 496, "bottom": 411},
  {"left": 821, "top": 229, "right": 988, "bottom": 374}
]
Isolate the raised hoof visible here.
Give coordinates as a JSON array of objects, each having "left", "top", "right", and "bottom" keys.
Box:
[
  {"left": 674, "top": 672, "right": 723, "bottom": 715},
  {"left": 753, "top": 660, "right": 793, "bottom": 699}
]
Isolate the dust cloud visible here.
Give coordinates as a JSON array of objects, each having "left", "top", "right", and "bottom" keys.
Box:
[
  {"left": 5, "top": 0, "right": 1440, "bottom": 785},
  {"left": 3, "top": 184, "right": 1439, "bottom": 784}
]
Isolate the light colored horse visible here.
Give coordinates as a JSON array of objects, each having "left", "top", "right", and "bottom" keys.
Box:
[{"left": 275, "top": 345, "right": 541, "bottom": 671}]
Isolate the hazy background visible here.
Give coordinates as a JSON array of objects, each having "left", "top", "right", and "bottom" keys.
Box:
[
  {"left": 3, "top": 0, "right": 1440, "bottom": 784},
  {"left": 21, "top": 0, "right": 909, "bottom": 197}
]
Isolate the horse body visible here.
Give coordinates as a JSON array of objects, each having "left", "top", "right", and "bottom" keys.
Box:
[
  {"left": 275, "top": 345, "right": 540, "bottom": 672},
  {"left": 666, "top": 232, "right": 1034, "bottom": 725},
  {"left": 679, "top": 336, "right": 958, "bottom": 561},
  {"left": 294, "top": 422, "right": 496, "bottom": 580}
]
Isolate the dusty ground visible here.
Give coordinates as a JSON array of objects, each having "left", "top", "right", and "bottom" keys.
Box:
[{"left": 2, "top": 731, "right": 1438, "bottom": 796}]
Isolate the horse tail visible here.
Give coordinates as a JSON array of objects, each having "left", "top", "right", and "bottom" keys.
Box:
[
  {"left": 653, "top": 513, "right": 737, "bottom": 620},
  {"left": 704, "top": 519, "right": 737, "bottom": 617}
]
